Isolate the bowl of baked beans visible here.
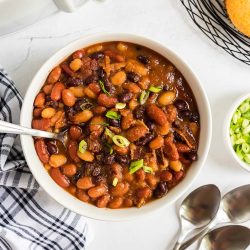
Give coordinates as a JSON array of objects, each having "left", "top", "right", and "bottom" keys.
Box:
[{"left": 20, "top": 33, "right": 212, "bottom": 220}]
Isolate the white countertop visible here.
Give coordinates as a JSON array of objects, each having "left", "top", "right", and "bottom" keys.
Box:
[{"left": 1, "top": 0, "right": 250, "bottom": 249}]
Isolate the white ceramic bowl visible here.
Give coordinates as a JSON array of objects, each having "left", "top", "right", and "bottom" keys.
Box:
[
  {"left": 224, "top": 93, "right": 250, "bottom": 172},
  {"left": 20, "top": 33, "right": 212, "bottom": 221}
]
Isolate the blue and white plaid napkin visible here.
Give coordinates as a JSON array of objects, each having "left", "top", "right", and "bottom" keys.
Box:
[{"left": 0, "top": 68, "right": 90, "bottom": 250}]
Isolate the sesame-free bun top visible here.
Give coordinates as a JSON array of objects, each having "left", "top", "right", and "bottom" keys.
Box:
[{"left": 225, "top": 0, "right": 250, "bottom": 37}]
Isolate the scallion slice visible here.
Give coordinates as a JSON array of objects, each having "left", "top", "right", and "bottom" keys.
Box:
[
  {"left": 112, "top": 135, "right": 130, "bottom": 148},
  {"left": 139, "top": 90, "right": 149, "bottom": 105},
  {"left": 78, "top": 139, "right": 87, "bottom": 153},
  {"left": 143, "top": 166, "right": 153, "bottom": 173},
  {"left": 129, "top": 159, "right": 144, "bottom": 174},
  {"left": 149, "top": 86, "right": 162, "bottom": 93},
  {"left": 105, "top": 128, "right": 115, "bottom": 138},
  {"left": 115, "top": 103, "right": 126, "bottom": 109},
  {"left": 106, "top": 110, "right": 121, "bottom": 120},
  {"left": 112, "top": 177, "right": 118, "bottom": 186},
  {"left": 99, "top": 80, "right": 111, "bottom": 96}
]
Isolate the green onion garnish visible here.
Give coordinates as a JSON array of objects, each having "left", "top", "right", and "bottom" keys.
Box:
[
  {"left": 105, "top": 128, "right": 115, "bottom": 138},
  {"left": 230, "top": 97, "right": 250, "bottom": 165},
  {"left": 99, "top": 80, "right": 110, "bottom": 96},
  {"left": 115, "top": 103, "right": 126, "bottom": 109},
  {"left": 78, "top": 139, "right": 87, "bottom": 153},
  {"left": 112, "top": 177, "right": 118, "bottom": 186},
  {"left": 106, "top": 110, "right": 121, "bottom": 120},
  {"left": 112, "top": 135, "right": 130, "bottom": 148},
  {"left": 129, "top": 159, "right": 144, "bottom": 174},
  {"left": 149, "top": 86, "right": 162, "bottom": 93},
  {"left": 139, "top": 90, "right": 150, "bottom": 105},
  {"left": 110, "top": 147, "right": 114, "bottom": 155},
  {"left": 143, "top": 166, "right": 153, "bottom": 173}
]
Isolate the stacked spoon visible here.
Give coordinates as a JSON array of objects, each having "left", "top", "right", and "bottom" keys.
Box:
[{"left": 172, "top": 184, "right": 250, "bottom": 250}]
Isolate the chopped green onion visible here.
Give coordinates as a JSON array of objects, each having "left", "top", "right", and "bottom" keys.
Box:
[
  {"left": 143, "top": 166, "right": 153, "bottom": 173},
  {"left": 149, "top": 86, "right": 162, "bottom": 93},
  {"left": 99, "top": 80, "right": 110, "bottom": 96},
  {"left": 112, "top": 135, "right": 130, "bottom": 148},
  {"left": 115, "top": 103, "right": 126, "bottom": 109},
  {"left": 242, "top": 143, "right": 250, "bottom": 153},
  {"left": 112, "top": 177, "right": 118, "bottom": 186},
  {"left": 243, "top": 125, "right": 250, "bottom": 134},
  {"left": 244, "top": 154, "right": 250, "bottom": 163},
  {"left": 129, "top": 159, "right": 144, "bottom": 174},
  {"left": 78, "top": 139, "right": 87, "bottom": 153},
  {"left": 139, "top": 90, "right": 149, "bottom": 105},
  {"left": 242, "top": 119, "right": 250, "bottom": 128},
  {"left": 106, "top": 110, "right": 121, "bottom": 120},
  {"left": 240, "top": 103, "right": 250, "bottom": 113},
  {"left": 105, "top": 128, "right": 115, "bottom": 138},
  {"left": 110, "top": 147, "right": 114, "bottom": 155}
]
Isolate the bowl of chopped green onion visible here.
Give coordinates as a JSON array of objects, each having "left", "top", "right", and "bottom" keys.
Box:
[{"left": 227, "top": 94, "right": 250, "bottom": 172}]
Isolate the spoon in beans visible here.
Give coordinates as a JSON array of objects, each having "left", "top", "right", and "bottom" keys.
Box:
[
  {"left": 0, "top": 120, "right": 66, "bottom": 145},
  {"left": 179, "top": 184, "right": 250, "bottom": 250},
  {"left": 172, "top": 184, "right": 221, "bottom": 250}
]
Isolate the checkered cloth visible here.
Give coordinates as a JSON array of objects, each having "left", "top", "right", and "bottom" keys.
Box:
[{"left": 0, "top": 68, "right": 90, "bottom": 250}]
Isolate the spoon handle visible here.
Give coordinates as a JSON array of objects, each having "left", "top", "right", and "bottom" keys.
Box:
[{"left": 0, "top": 120, "right": 55, "bottom": 139}]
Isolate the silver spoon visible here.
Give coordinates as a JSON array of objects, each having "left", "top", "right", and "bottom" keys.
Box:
[
  {"left": 172, "top": 184, "right": 221, "bottom": 250},
  {"left": 180, "top": 184, "right": 250, "bottom": 250},
  {"left": 0, "top": 120, "right": 66, "bottom": 144},
  {"left": 198, "top": 225, "right": 250, "bottom": 250}
]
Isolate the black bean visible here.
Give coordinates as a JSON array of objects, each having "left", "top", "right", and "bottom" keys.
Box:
[
  {"left": 173, "top": 131, "right": 184, "bottom": 143},
  {"left": 146, "top": 120, "right": 155, "bottom": 131},
  {"left": 174, "top": 99, "right": 189, "bottom": 110},
  {"left": 94, "top": 175, "right": 106, "bottom": 184},
  {"left": 71, "top": 169, "right": 83, "bottom": 184},
  {"left": 137, "top": 55, "right": 150, "bottom": 65},
  {"left": 163, "top": 85, "right": 170, "bottom": 91},
  {"left": 187, "top": 151, "right": 198, "bottom": 161},
  {"left": 109, "top": 119, "right": 120, "bottom": 127},
  {"left": 126, "top": 72, "right": 140, "bottom": 83},
  {"left": 103, "top": 78, "right": 115, "bottom": 94},
  {"left": 135, "top": 134, "right": 154, "bottom": 146},
  {"left": 190, "top": 112, "right": 199, "bottom": 122},
  {"left": 45, "top": 96, "right": 58, "bottom": 108},
  {"left": 74, "top": 98, "right": 94, "bottom": 112},
  {"left": 116, "top": 155, "right": 129, "bottom": 165},
  {"left": 153, "top": 181, "right": 168, "bottom": 198},
  {"left": 103, "top": 154, "right": 116, "bottom": 165},
  {"left": 90, "top": 52, "right": 105, "bottom": 60},
  {"left": 64, "top": 106, "right": 75, "bottom": 120},
  {"left": 97, "top": 68, "right": 106, "bottom": 79},
  {"left": 67, "top": 77, "right": 83, "bottom": 87},
  {"left": 84, "top": 163, "right": 95, "bottom": 176},
  {"left": 134, "top": 105, "right": 145, "bottom": 119},
  {"left": 85, "top": 74, "right": 99, "bottom": 85},
  {"left": 46, "top": 141, "right": 58, "bottom": 154},
  {"left": 178, "top": 110, "right": 192, "bottom": 120},
  {"left": 119, "top": 92, "right": 133, "bottom": 103},
  {"left": 92, "top": 166, "right": 101, "bottom": 177}
]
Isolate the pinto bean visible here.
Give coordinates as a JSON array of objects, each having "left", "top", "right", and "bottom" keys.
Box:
[
  {"left": 110, "top": 182, "right": 129, "bottom": 196},
  {"left": 84, "top": 87, "right": 96, "bottom": 99},
  {"left": 50, "top": 168, "right": 70, "bottom": 188},
  {"left": 69, "top": 126, "right": 82, "bottom": 140},
  {"left": 73, "top": 110, "right": 93, "bottom": 124},
  {"left": 123, "top": 198, "right": 133, "bottom": 207},
  {"left": 135, "top": 169, "right": 145, "bottom": 182},
  {"left": 41, "top": 107, "right": 56, "bottom": 119},
  {"left": 69, "top": 86, "right": 85, "bottom": 97},
  {"left": 33, "top": 108, "right": 42, "bottom": 118},
  {"left": 158, "top": 91, "right": 176, "bottom": 106},
  {"left": 93, "top": 106, "right": 106, "bottom": 115},
  {"left": 51, "top": 82, "right": 65, "bottom": 101},
  {"left": 88, "top": 82, "right": 101, "bottom": 94},
  {"left": 62, "top": 164, "right": 77, "bottom": 176},
  {"left": 32, "top": 119, "right": 50, "bottom": 131},
  {"left": 77, "top": 177, "right": 94, "bottom": 189},
  {"left": 77, "top": 150, "right": 94, "bottom": 162},
  {"left": 111, "top": 163, "right": 123, "bottom": 180},
  {"left": 76, "top": 189, "right": 90, "bottom": 202},
  {"left": 117, "top": 42, "right": 128, "bottom": 52},
  {"left": 113, "top": 145, "right": 129, "bottom": 155},
  {"left": 47, "top": 66, "right": 61, "bottom": 84},
  {"left": 43, "top": 84, "right": 54, "bottom": 95},
  {"left": 146, "top": 174, "right": 158, "bottom": 189},
  {"left": 49, "top": 154, "right": 67, "bottom": 168},
  {"left": 67, "top": 185, "right": 77, "bottom": 195},
  {"left": 123, "top": 83, "right": 141, "bottom": 94},
  {"left": 97, "top": 93, "right": 117, "bottom": 108},
  {"left": 125, "top": 59, "right": 148, "bottom": 76},
  {"left": 136, "top": 187, "right": 152, "bottom": 200},
  {"left": 89, "top": 116, "right": 105, "bottom": 134},
  {"left": 68, "top": 140, "right": 81, "bottom": 163},
  {"left": 111, "top": 71, "right": 127, "bottom": 86},
  {"left": 108, "top": 197, "right": 123, "bottom": 209},
  {"left": 126, "top": 125, "right": 148, "bottom": 142},
  {"left": 121, "top": 110, "right": 134, "bottom": 130},
  {"left": 160, "top": 170, "right": 173, "bottom": 182},
  {"left": 72, "top": 49, "right": 85, "bottom": 59},
  {"left": 96, "top": 194, "right": 110, "bottom": 208},
  {"left": 35, "top": 139, "right": 49, "bottom": 164},
  {"left": 34, "top": 92, "right": 45, "bottom": 107},
  {"left": 149, "top": 136, "right": 164, "bottom": 150},
  {"left": 62, "top": 89, "right": 76, "bottom": 107},
  {"left": 169, "top": 160, "right": 182, "bottom": 172},
  {"left": 146, "top": 104, "right": 168, "bottom": 126},
  {"left": 88, "top": 184, "right": 107, "bottom": 198},
  {"left": 156, "top": 122, "right": 170, "bottom": 135},
  {"left": 69, "top": 58, "right": 82, "bottom": 71},
  {"left": 164, "top": 104, "right": 177, "bottom": 123},
  {"left": 164, "top": 135, "right": 179, "bottom": 161}
]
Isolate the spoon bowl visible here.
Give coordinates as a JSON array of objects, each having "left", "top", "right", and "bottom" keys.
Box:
[{"left": 199, "top": 225, "right": 250, "bottom": 250}]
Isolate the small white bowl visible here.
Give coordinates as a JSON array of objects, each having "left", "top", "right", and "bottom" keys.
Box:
[
  {"left": 20, "top": 33, "right": 212, "bottom": 221},
  {"left": 225, "top": 93, "right": 250, "bottom": 172}
]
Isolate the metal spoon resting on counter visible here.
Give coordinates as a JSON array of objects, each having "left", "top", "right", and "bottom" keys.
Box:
[
  {"left": 180, "top": 184, "right": 250, "bottom": 250},
  {"left": 172, "top": 184, "right": 221, "bottom": 250},
  {"left": 0, "top": 120, "right": 66, "bottom": 144},
  {"left": 198, "top": 225, "right": 250, "bottom": 250}
]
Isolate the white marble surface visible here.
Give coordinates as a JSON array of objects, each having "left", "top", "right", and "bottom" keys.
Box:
[{"left": 1, "top": 0, "right": 250, "bottom": 249}]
